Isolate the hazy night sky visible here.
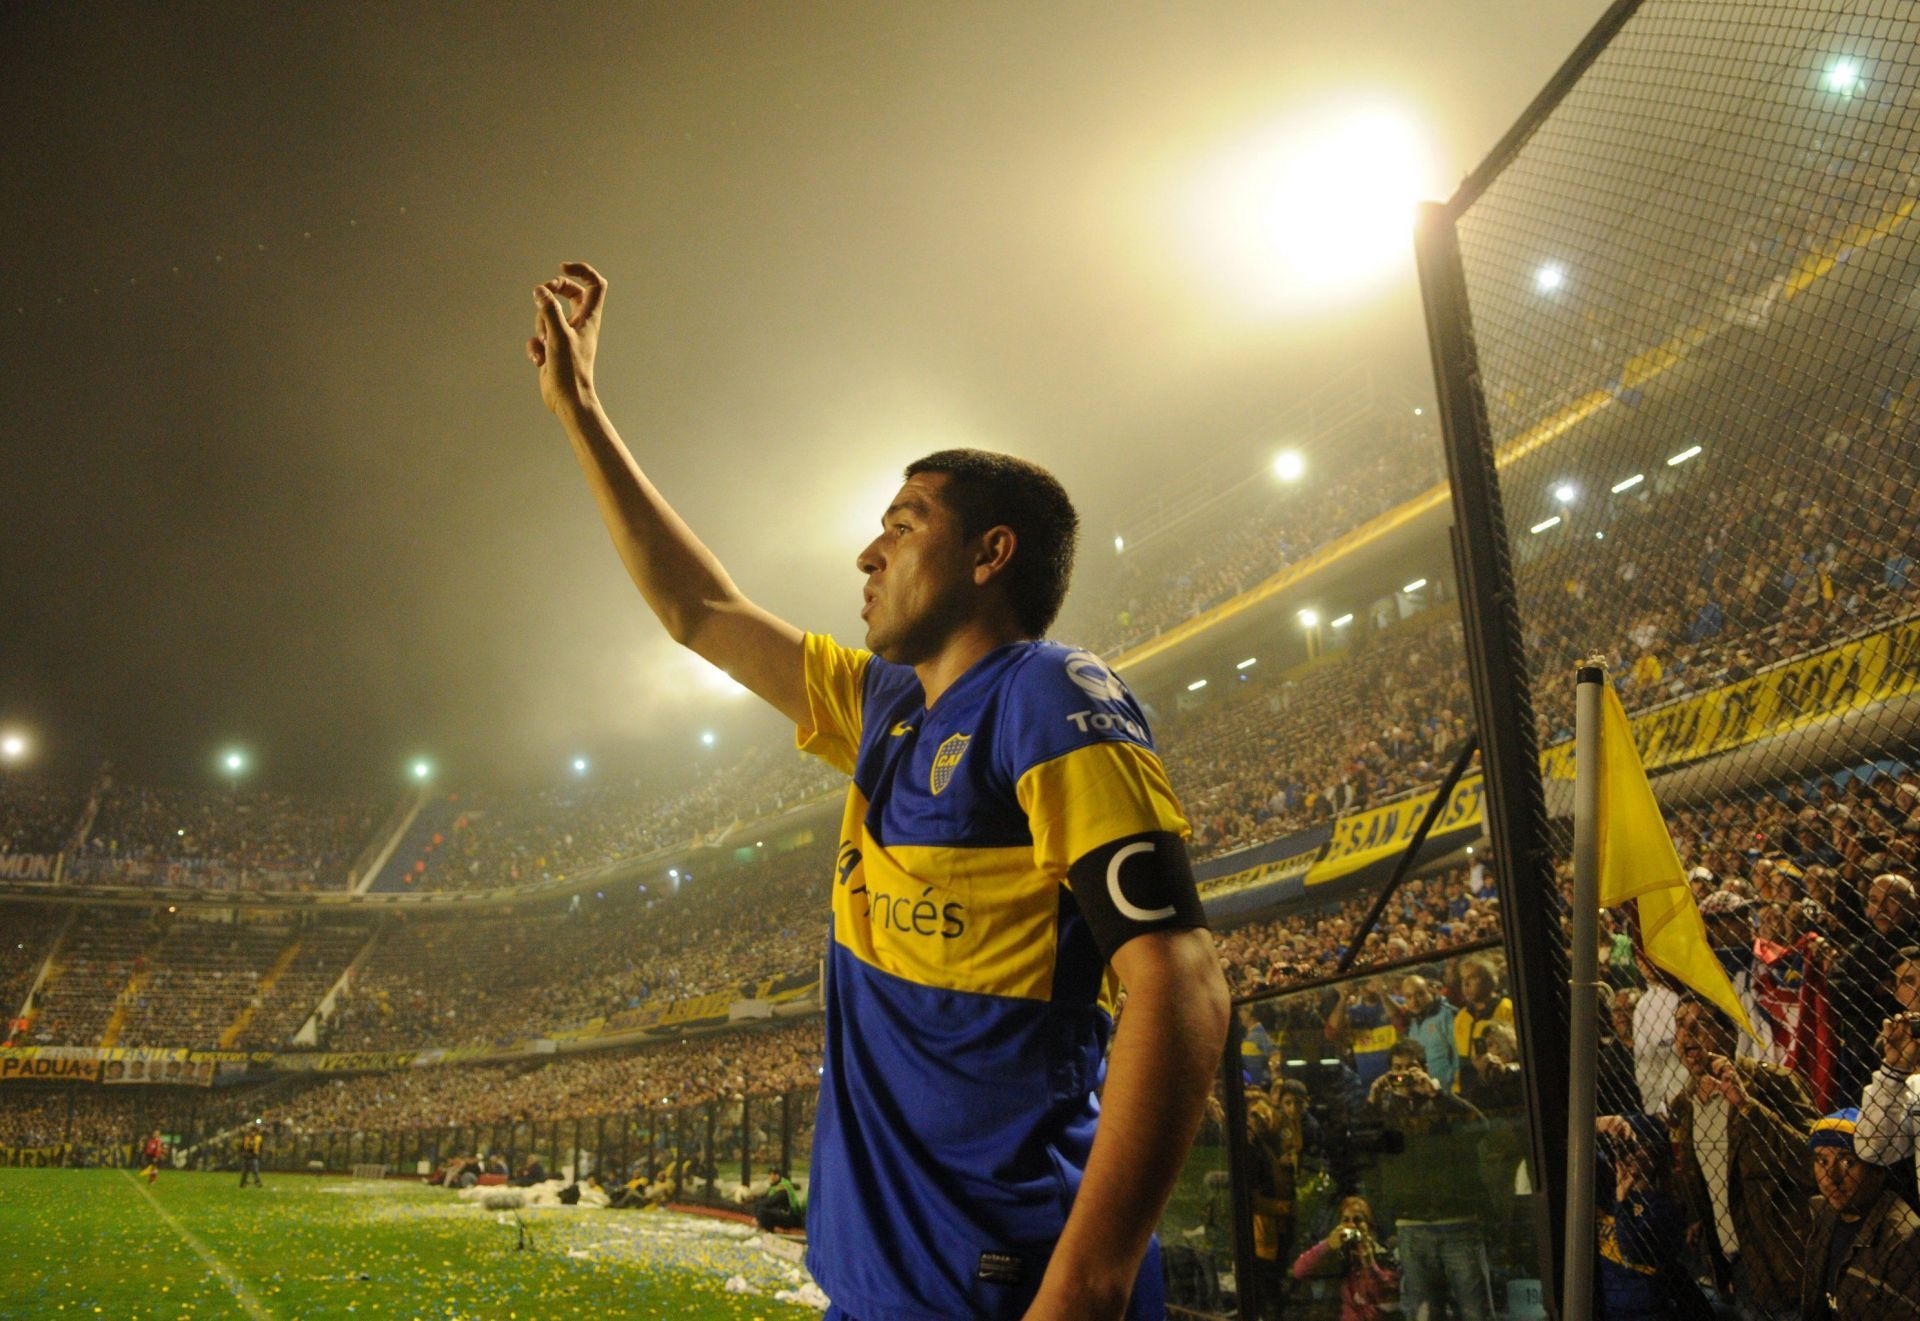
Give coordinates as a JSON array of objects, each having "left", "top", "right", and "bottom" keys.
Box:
[{"left": 0, "top": 2, "right": 1611, "bottom": 794}]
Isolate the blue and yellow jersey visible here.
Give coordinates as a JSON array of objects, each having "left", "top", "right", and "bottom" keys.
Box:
[{"left": 796, "top": 632, "right": 1204, "bottom": 1321}]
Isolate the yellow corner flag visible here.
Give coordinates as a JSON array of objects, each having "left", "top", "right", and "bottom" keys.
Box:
[{"left": 1594, "top": 681, "right": 1758, "bottom": 1040}]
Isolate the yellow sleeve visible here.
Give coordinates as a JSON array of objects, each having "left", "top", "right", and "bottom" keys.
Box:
[
  {"left": 1014, "top": 740, "right": 1190, "bottom": 885},
  {"left": 794, "top": 632, "right": 873, "bottom": 776}
]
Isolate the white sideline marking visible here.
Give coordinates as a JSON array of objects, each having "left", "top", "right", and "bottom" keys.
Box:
[{"left": 121, "top": 1171, "right": 274, "bottom": 1320}]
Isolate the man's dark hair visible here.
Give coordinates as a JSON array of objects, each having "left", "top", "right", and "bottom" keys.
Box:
[
  {"left": 1675, "top": 993, "right": 1736, "bottom": 1038},
  {"left": 1388, "top": 1039, "right": 1429, "bottom": 1069},
  {"left": 904, "top": 449, "right": 1079, "bottom": 638}
]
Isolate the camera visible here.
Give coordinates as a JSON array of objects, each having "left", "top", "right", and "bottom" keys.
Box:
[{"left": 1337, "top": 1227, "right": 1365, "bottom": 1247}]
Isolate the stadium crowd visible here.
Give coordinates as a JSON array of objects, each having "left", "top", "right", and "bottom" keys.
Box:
[{"left": 262, "top": 1020, "right": 825, "bottom": 1134}]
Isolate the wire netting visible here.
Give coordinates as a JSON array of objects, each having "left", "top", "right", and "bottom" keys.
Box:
[{"left": 1442, "top": 1, "right": 1920, "bottom": 1315}]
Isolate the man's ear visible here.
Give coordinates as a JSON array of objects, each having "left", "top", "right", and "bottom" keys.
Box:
[{"left": 973, "top": 525, "right": 1017, "bottom": 585}]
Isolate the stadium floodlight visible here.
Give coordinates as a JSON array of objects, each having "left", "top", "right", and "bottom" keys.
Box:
[
  {"left": 1552, "top": 483, "right": 1577, "bottom": 504},
  {"left": 700, "top": 731, "right": 716, "bottom": 748},
  {"left": 1236, "top": 657, "right": 1257, "bottom": 670},
  {"left": 572, "top": 756, "right": 588, "bottom": 775},
  {"left": 668, "top": 869, "right": 680, "bottom": 880},
  {"left": 411, "top": 759, "right": 432, "bottom": 781},
  {"left": 1187, "top": 679, "right": 1208, "bottom": 692},
  {"left": 1530, "top": 515, "right": 1563, "bottom": 534},
  {"left": 1824, "top": 58, "right": 1863, "bottom": 95},
  {"left": 1113, "top": 535, "right": 1125, "bottom": 554},
  {"left": 1331, "top": 613, "right": 1354, "bottom": 628},
  {"left": 1298, "top": 609, "right": 1319, "bottom": 629},
  {"left": 1535, "top": 263, "right": 1566, "bottom": 293},
  {"left": 1667, "top": 444, "right": 1702, "bottom": 466},
  {"left": 0, "top": 732, "right": 25, "bottom": 764},
  {"left": 223, "top": 751, "right": 246, "bottom": 773},
  {"left": 1402, "top": 578, "right": 1428, "bottom": 594},
  {"left": 1611, "top": 473, "right": 1645, "bottom": 494},
  {"left": 1272, "top": 450, "right": 1306, "bottom": 483},
  {"left": 1413, "top": 408, "right": 1423, "bottom": 416}
]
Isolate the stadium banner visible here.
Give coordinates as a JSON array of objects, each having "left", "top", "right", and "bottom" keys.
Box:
[
  {"left": 0, "top": 1048, "right": 101, "bottom": 1082},
  {"left": 99, "top": 1047, "right": 215, "bottom": 1087},
  {"left": 1304, "top": 775, "right": 1485, "bottom": 888},
  {"left": 1195, "top": 826, "right": 1333, "bottom": 923},
  {"left": 0, "top": 853, "right": 60, "bottom": 882},
  {"left": 0, "top": 1143, "right": 71, "bottom": 1167},
  {"left": 1540, "top": 615, "right": 1920, "bottom": 780},
  {"left": 265, "top": 1050, "right": 416, "bottom": 1073}
]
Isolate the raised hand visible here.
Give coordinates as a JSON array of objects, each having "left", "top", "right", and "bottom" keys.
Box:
[{"left": 526, "top": 261, "right": 607, "bottom": 417}]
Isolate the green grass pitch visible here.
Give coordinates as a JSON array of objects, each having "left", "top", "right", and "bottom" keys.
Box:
[{"left": 0, "top": 1169, "right": 820, "bottom": 1319}]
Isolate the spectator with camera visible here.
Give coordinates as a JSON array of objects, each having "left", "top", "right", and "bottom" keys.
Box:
[
  {"left": 1801, "top": 1109, "right": 1920, "bottom": 1320},
  {"left": 1593, "top": 1112, "right": 1713, "bottom": 1320},
  {"left": 1290, "top": 1194, "right": 1399, "bottom": 1321},
  {"left": 1364, "top": 1037, "right": 1491, "bottom": 1321},
  {"left": 1395, "top": 974, "right": 1460, "bottom": 1096},
  {"left": 1667, "top": 997, "right": 1817, "bottom": 1321},
  {"left": 1849, "top": 944, "right": 1920, "bottom": 1184},
  {"left": 1454, "top": 956, "right": 1515, "bottom": 1106}
]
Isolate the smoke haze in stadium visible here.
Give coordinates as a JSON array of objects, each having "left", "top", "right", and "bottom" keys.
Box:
[{"left": 0, "top": 1, "right": 1611, "bottom": 792}]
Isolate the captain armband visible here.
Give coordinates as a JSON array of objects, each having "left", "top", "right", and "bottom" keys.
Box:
[{"left": 1066, "top": 830, "right": 1208, "bottom": 962}]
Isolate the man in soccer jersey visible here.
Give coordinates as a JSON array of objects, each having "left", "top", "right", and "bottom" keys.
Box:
[{"left": 529, "top": 263, "right": 1231, "bottom": 1321}]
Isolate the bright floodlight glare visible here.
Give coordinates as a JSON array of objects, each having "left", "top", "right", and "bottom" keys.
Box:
[
  {"left": 1824, "top": 58, "right": 1863, "bottom": 94},
  {"left": 1402, "top": 578, "right": 1428, "bottom": 594},
  {"left": 1236, "top": 657, "right": 1257, "bottom": 670},
  {"left": 1611, "top": 473, "right": 1645, "bottom": 494},
  {"left": 1297, "top": 608, "right": 1319, "bottom": 629},
  {"left": 1272, "top": 450, "right": 1306, "bottom": 482},
  {"left": 572, "top": 757, "right": 589, "bottom": 774},
  {"left": 0, "top": 733, "right": 25, "bottom": 762},
  {"left": 1186, "top": 679, "right": 1208, "bottom": 692},
  {"left": 700, "top": 731, "right": 716, "bottom": 747},
  {"left": 1413, "top": 407, "right": 1424, "bottom": 416},
  {"left": 1553, "top": 483, "right": 1577, "bottom": 504},
  {"left": 1531, "top": 515, "right": 1563, "bottom": 535},
  {"left": 668, "top": 868, "right": 680, "bottom": 880},
  {"left": 411, "top": 760, "right": 431, "bottom": 781},
  {"left": 1667, "top": 444, "right": 1702, "bottom": 466},
  {"left": 224, "top": 751, "right": 245, "bottom": 772},
  {"left": 1331, "top": 613, "right": 1354, "bottom": 628},
  {"left": 1535, "top": 263, "right": 1566, "bottom": 293},
  {"left": 1176, "top": 101, "right": 1439, "bottom": 316},
  {"left": 1113, "top": 535, "right": 1125, "bottom": 554}
]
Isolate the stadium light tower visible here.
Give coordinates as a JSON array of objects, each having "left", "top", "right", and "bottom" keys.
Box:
[{"left": 1298, "top": 607, "right": 1322, "bottom": 660}]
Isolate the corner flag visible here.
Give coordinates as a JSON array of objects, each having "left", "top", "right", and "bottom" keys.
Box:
[{"left": 1593, "top": 681, "right": 1757, "bottom": 1040}]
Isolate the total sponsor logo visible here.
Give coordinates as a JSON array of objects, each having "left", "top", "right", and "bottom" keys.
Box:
[
  {"left": 1064, "top": 650, "right": 1127, "bottom": 702},
  {"left": 1065, "top": 709, "right": 1147, "bottom": 740}
]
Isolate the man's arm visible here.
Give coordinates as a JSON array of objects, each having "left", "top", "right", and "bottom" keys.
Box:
[
  {"left": 1023, "top": 928, "right": 1230, "bottom": 1321},
  {"left": 528, "top": 263, "right": 807, "bottom": 725}
]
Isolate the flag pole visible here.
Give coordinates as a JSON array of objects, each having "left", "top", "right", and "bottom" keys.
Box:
[{"left": 1562, "top": 661, "right": 1607, "bottom": 1321}]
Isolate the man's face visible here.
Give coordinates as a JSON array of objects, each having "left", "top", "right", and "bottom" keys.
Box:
[
  {"left": 1813, "top": 1148, "right": 1880, "bottom": 1215},
  {"left": 1895, "top": 958, "right": 1920, "bottom": 1012},
  {"left": 1867, "top": 877, "right": 1915, "bottom": 936},
  {"left": 855, "top": 472, "right": 983, "bottom": 666},
  {"left": 1401, "top": 977, "right": 1433, "bottom": 1015},
  {"left": 1462, "top": 966, "right": 1492, "bottom": 1006},
  {"left": 1673, "top": 1004, "right": 1733, "bottom": 1078},
  {"left": 1277, "top": 1091, "right": 1304, "bottom": 1121}
]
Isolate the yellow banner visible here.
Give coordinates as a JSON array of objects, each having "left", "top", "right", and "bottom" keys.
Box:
[
  {"left": 0, "top": 1144, "right": 72, "bottom": 1167},
  {"left": 0, "top": 1052, "right": 99, "bottom": 1083},
  {"left": 1305, "top": 776, "right": 1485, "bottom": 886},
  {"left": 1541, "top": 616, "right": 1920, "bottom": 780},
  {"left": 1198, "top": 846, "right": 1321, "bottom": 901}
]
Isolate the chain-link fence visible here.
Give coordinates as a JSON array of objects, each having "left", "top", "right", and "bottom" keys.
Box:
[{"left": 1424, "top": 1, "right": 1920, "bottom": 1315}]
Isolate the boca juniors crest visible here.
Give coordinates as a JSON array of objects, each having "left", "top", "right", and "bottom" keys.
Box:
[{"left": 930, "top": 733, "right": 971, "bottom": 795}]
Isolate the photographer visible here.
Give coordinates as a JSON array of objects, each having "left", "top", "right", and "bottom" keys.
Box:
[
  {"left": 1365, "top": 1038, "right": 1491, "bottom": 1321},
  {"left": 1594, "top": 1113, "right": 1713, "bottom": 1320},
  {"left": 1290, "top": 1195, "right": 1398, "bottom": 1321},
  {"left": 1851, "top": 945, "right": 1920, "bottom": 1185},
  {"left": 754, "top": 1166, "right": 805, "bottom": 1232}
]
